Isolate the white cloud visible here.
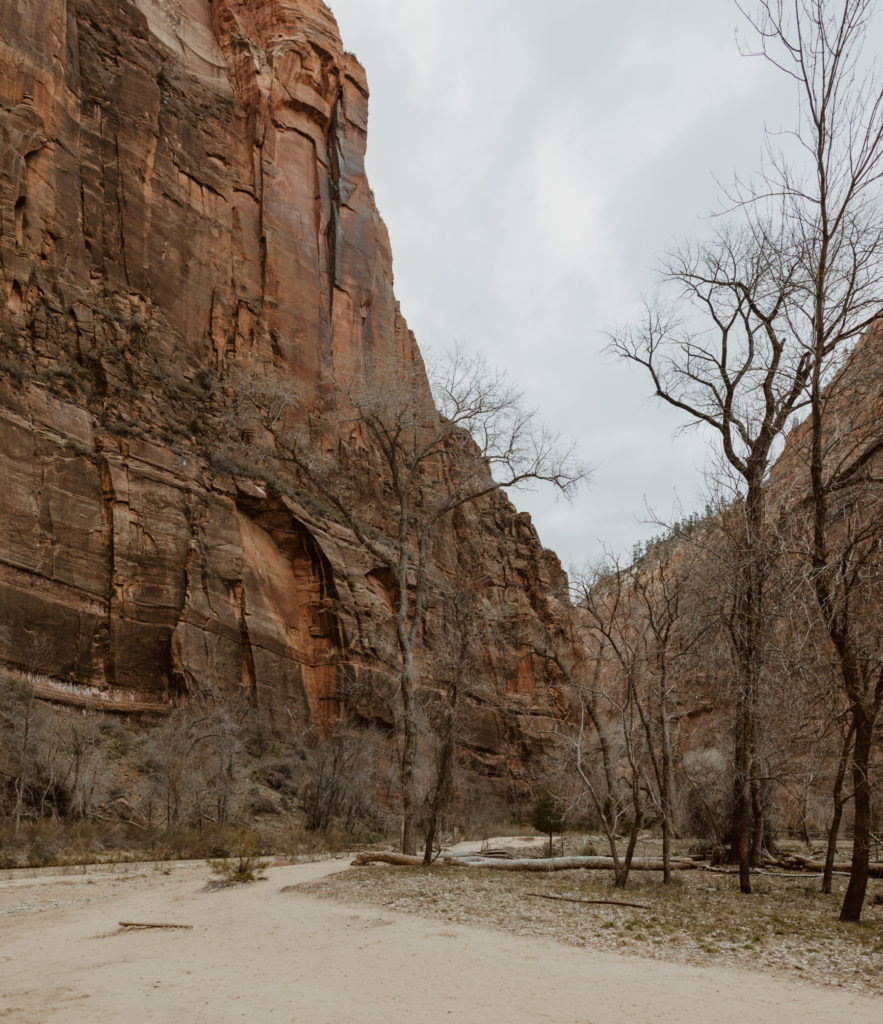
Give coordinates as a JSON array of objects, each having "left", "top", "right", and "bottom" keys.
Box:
[{"left": 325, "top": 0, "right": 812, "bottom": 567}]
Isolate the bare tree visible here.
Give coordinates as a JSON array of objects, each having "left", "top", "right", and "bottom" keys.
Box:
[
  {"left": 559, "top": 650, "right": 636, "bottom": 887},
  {"left": 420, "top": 581, "right": 481, "bottom": 863},
  {"left": 0, "top": 675, "right": 111, "bottom": 829},
  {"left": 0, "top": 631, "right": 56, "bottom": 831},
  {"left": 32, "top": 712, "right": 109, "bottom": 822},
  {"left": 822, "top": 717, "right": 856, "bottom": 893},
  {"left": 578, "top": 561, "right": 651, "bottom": 887},
  {"left": 226, "top": 348, "right": 585, "bottom": 854},
  {"left": 610, "top": 228, "right": 814, "bottom": 893},
  {"left": 141, "top": 694, "right": 245, "bottom": 832},
  {"left": 735, "top": 0, "right": 883, "bottom": 921},
  {"left": 610, "top": 0, "right": 883, "bottom": 909},
  {"left": 535, "top": 560, "right": 653, "bottom": 889},
  {"left": 628, "top": 542, "right": 710, "bottom": 881},
  {"left": 795, "top": 462, "right": 883, "bottom": 914},
  {"left": 569, "top": 543, "right": 714, "bottom": 885},
  {"left": 299, "top": 722, "right": 388, "bottom": 833}
]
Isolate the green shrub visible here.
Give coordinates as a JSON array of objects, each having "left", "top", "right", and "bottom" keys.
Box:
[{"left": 207, "top": 827, "right": 267, "bottom": 885}]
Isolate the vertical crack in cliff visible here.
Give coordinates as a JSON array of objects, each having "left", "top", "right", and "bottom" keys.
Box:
[
  {"left": 179, "top": 497, "right": 198, "bottom": 620},
  {"left": 78, "top": 170, "right": 90, "bottom": 264},
  {"left": 197, "top": 536, "right": 217, "bottom": 628},
  {"left": 14, "top": 195, "right": 25, "bottom": 248},
  {"left": 98, "top": 456, "right": 117, "bottom": 687},
  {"left": 40, "top": 459, "right": 56, "bottom": 580},
  {"left": 256, "top": 129, "right": 268, "bottom": 321},
  {"left": 172, "top": 494, "right": 209, "bottom": 697},
  {"left": 187, "top": 495, "right": 217, "bottom": 622},
  {"left": 113, "top": 133, "right": 130, "bottom": 285},
  {"left": 14, "top": 145, "right": 47, "bottom": 255},
  {"left": 235, "top": 581, "right": 258, "bottom": 705},
  {"left": 141, "top": 132, "right": 157, "bottom": 291},
  {"left": 324, "top": 86, "right": 344, "bottom": 323}
]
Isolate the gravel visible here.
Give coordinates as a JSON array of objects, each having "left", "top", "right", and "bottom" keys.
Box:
[{"left": 296, "top": 861, "right": 883, "bottom": 995}]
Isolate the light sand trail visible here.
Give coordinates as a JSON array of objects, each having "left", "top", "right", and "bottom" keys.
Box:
[{"left": 1, "top": 858, "right": 879, "bottom": 1023}]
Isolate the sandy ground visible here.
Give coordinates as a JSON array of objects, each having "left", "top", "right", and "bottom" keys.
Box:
[{"left": 1, "top": 858, "right": 880, "bottom": 1024}]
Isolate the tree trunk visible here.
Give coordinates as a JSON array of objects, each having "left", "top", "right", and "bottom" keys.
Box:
[
  {"left": 750, "top": 777, "right": 768, "bottom": 866},
  {"left": 660, "top": 706, "right": 675, "bottom": 885},
  {"left": 575, "top": 678, "right": 625, "bottom": 884},
  {"left": 616, "top": 813, "right": 643, "bottom": 890},
  {"left": 401, "top": 696, "right": 417, "bottom": 856},
  {"left": 730, "top": 477, "right": 767, "bottom": 895},
  {"left": 421, "top": 816, "right": 438, "bottom": 866},
  {"left": 733, "top": 700, "right": 753, "bottom": 893},
  {"left": 822, "top": 722, "right": 854, "bottom": 895},
  {"left": 614, "top": 755, "right": 644, "bottom": 890},
  {"left": 399, "top": 650, "right": 419, "bottom": 857},
  {"left": 661, "top": 817, "right": 672, "bottom": 885},
  {"left": 800, "top": 772, "right": 812, "bottom": 849},
  {"left": 839, "top": 707, "right": 874, "bottom": 922},
  {"left": 422, "top": 691, "right": 457, "bottom": 865}
]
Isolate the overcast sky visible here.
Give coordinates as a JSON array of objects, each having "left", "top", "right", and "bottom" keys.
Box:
[{"left": 324, "top": 0, "right": 854, "bottom": 571}]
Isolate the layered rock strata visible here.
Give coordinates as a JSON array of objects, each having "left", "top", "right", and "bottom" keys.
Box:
[{"left": 0, "top": 0, "right": 570, "bottom": 782}]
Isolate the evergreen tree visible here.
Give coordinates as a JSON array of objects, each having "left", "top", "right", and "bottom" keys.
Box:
[{"left": 531, "top": 785, "right": 566, "bottom": 857}]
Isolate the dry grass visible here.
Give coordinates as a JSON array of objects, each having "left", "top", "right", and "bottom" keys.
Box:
[{"left": 296, "top": 860, "right": 883, "bottom": 995}]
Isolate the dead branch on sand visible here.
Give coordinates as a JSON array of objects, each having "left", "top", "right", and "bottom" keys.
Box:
[
  {"left": 525, "top": 892, "right": 649, "bottom": 909},
  {"left": 118, "top": 921, "right": 193, "bottom": 930}
]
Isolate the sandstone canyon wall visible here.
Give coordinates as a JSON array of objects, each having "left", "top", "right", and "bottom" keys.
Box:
[{"left": 0, "top": 0, "right": 571, "bottom": 784}]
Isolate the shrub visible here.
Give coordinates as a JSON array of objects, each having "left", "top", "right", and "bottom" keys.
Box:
[{"left": 207, "top": 827, "right": 267, "bottom": 884}]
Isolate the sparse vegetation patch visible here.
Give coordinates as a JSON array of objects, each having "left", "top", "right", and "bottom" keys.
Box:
[{"left": 296, "top": 856, "right": 883, "bottom": 995}]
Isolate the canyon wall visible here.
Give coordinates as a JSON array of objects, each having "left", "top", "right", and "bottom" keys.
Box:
[{"left": 0, "top": 0, "right": 571, "bottom": 785}]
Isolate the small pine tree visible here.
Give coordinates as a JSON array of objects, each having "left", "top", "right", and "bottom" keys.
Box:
[{"left": 531, "top": 784, "right": 566, "bottom": 857}]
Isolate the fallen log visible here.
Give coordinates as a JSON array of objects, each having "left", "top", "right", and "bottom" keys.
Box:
[
  {"left": 448, "top": 856, "right": 698, "bottom": 873},
  {"left": 775, "top": 854, "right": 883, "bottom": 877},
  {"left": 351, "top": 853, "right": 424, "bottom": 867},
  {"left": 351, "top": 852, "right": 698, "bottom": 872},
  {"left": 525, "top": 892, "right": 649, "bottom": 909},
  {"left": 756, "top": 870, "right": 825, "bottom": 879}
]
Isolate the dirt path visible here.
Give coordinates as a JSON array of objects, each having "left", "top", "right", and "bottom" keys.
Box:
[{"left": 1, "top": 859, "right": 879, "bottom": 1023}]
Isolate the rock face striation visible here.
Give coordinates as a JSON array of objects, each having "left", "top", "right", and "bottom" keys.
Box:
[{"left": 0, "top": 0, "right": 570, "bottom": 785}]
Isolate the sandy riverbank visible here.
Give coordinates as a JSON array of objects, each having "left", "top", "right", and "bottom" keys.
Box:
[{"left": 1, "top": 858, "right": 879, "bottom": 1023}]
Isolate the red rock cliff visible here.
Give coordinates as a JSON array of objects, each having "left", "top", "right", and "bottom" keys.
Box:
[{"left": 0, "top": 0, "right": 570, "bottom": 782}]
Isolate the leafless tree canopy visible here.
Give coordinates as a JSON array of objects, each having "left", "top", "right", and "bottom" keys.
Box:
[
  {"left": 223, "top": 346, "right": 586, "bottom": 855},
  {"left": 608, "top": 0, "right": 883, "bottom": 916}
]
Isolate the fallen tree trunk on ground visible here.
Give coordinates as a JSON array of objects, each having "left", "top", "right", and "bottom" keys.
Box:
[
  {"left": 351, "top": 853, "right": 698, "bottom": 872},
  {"left": 350, "top": 853, "right": 425, "bottom": 867},
  {"left": 773, "top": 854, "right": 883, "bottom": 877}
]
